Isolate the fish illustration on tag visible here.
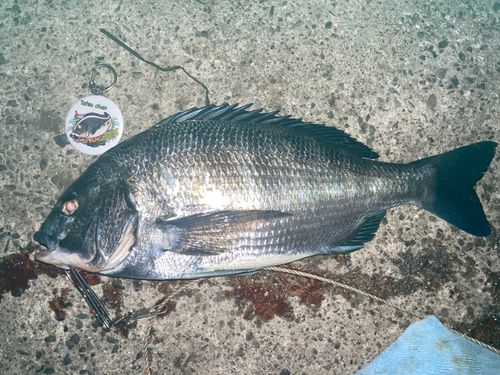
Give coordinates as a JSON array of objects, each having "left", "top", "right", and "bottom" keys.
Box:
[
  {"left": 67, "top": 110, "right": 120, "bottom": 146},
  {"left": 65, "top": 96, "right": 123, "bottom": 155}
]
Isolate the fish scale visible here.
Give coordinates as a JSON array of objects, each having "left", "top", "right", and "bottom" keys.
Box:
[{"left": 34, "top": 104, "right": 496, "bottom": 280}]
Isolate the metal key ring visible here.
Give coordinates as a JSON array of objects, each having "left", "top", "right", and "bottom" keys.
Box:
[{"left": 89, "top": 64, "right": 117, "bottom": 95}]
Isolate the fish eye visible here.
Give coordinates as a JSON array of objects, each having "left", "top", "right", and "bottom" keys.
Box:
[{"left": 62, "top": 198, "right": 79, "bottom": 216}]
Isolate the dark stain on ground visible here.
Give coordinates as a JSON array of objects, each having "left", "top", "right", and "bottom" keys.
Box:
[
  {"left": 448, "top": 270, "right": 500, "bottom": 348},
  {"left": 392, "top": 236, "right": 491, "bottom": 292},
  {"left": 331, "top": 241, "right": 459, "bottom": 307},
  {"left": 34, "top": 109, "right": 63, "bottom": 134},
  {"left": 0, "top": 249, "right": 64, "bottom": 301},
  {"left": 0, "top": 253, "right": 37, "bottom": 300},
  {"left": 103, "top": 279, "right": 125, "bottom": 314},
  {"left": 82, "top": 272, "right": 101, "bottom": 286},
  {"left": 116, "top": 320, "right": 138, "bottom": 337},
  {"left": 225, "top": 272, "right": 327, "bottom": 322},
  {"left": 391, "top": 238, "right": 500, "bottom": 349},
  {"left": 48, "top": 287, "right": 71, "bottom": 321},
  {"left": 452, "top": 314, "right": 500, "bottom": 349}
]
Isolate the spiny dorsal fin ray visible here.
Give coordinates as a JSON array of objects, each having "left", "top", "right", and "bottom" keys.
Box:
[{"left": 157, "top": 104, "right": 379, "bottom": 159}]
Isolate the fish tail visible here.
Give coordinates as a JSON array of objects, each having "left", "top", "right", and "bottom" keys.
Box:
[{"left": 412, "top": 141, "right": 497, "bottom": 237}]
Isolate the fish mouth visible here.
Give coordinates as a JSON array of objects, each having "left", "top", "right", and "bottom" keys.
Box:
[
  {"left": 34, "top": 231, "right": 57, "bottom": 252},
  {"left": 33, "top": 232, "right": 87, "bottom": 270}
]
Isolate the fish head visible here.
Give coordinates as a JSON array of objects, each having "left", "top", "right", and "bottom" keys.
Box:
[
  {"left": 72, "top": 121, "right": 89, "bottom": 137},
  {"left": 34, "top": 174, "right": 138, "bottom": 274}
]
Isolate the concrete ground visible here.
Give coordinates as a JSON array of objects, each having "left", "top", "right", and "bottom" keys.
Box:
[{"left": 1, "top": 0, "right": 499, "bottom": 374}]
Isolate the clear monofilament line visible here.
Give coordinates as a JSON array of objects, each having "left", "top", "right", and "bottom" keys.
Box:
[
  {"left": 263, "top": 266, "right": 500, "bottom": 356},
  {"left": 263, "top": 266, "right": 424, "bottom": 318},
  {"left": 143, "top": 281, "right": 196, "bottom": 375},
  {"left": 142, "top": 266, "right": 500, "bottom": 374}
]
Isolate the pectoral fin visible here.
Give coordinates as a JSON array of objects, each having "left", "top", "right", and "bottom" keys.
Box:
[{"left": 156, "top": 210, "right": 292, "bottom": 256}]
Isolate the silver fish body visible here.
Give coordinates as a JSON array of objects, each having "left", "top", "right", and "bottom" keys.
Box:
[{"left": 34, "top": 104, "right": 497, "bottom": 280}]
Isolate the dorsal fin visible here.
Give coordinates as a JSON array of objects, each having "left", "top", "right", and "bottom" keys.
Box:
[{"left": 158, "top": 104, "right": 379, "bottom": 159}]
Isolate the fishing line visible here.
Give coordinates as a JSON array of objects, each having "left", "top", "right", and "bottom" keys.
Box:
[
  {"left": 264, "top": 266, "right": 500, "bottom": 356},
  {"left": 143, "top": 281, "right": 196, "bottom": 375},
  {"left": 99, "top": 29, "right": 211, "bottom": 106},
  {"left": 141, "top": 266, "right": 500, "bottom": 374},
  {"left": 264, "top": 266, "right": 424, "bottom": 318}
]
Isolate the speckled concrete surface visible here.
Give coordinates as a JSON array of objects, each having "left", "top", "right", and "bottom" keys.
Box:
[{"left": 1, "top": 1, "right": 499, "bottom": 374}]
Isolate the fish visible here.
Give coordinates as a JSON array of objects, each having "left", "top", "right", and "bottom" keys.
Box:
[
  {"left": 34, "top": 104, "right": 497, "bottom": 280},
  {"left": 70, "top": 112, "right": 113, "bottom": 140}
]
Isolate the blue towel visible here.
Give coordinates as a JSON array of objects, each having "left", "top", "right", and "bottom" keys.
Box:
[{"left": 356, "top": 315, "right": 500, "bottom": 375}]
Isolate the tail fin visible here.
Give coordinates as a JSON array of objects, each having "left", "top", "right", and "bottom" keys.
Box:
[{"left": 412, "top": 141, "right": 497, "bottom": 237}]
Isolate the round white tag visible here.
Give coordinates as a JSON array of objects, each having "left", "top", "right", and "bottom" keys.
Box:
[{"left": 65, "top": 95, "right": 124, "bottom": 155}]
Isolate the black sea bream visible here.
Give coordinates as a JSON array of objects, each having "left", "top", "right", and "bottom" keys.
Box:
[{"left": 34, "top": 104, "right": 497, "bottom": 279}]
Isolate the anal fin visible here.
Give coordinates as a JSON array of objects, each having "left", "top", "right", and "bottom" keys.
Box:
[{"left": 326, "top": 211, "right": 386, "bottom": 255}]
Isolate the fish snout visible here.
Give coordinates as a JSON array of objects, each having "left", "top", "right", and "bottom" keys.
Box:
[
  {"left": 34, "top": 231, "right": 58, "bottom": 251},
  {"left": 33, "top": 232, "right": 71, "bottom": 269}
]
